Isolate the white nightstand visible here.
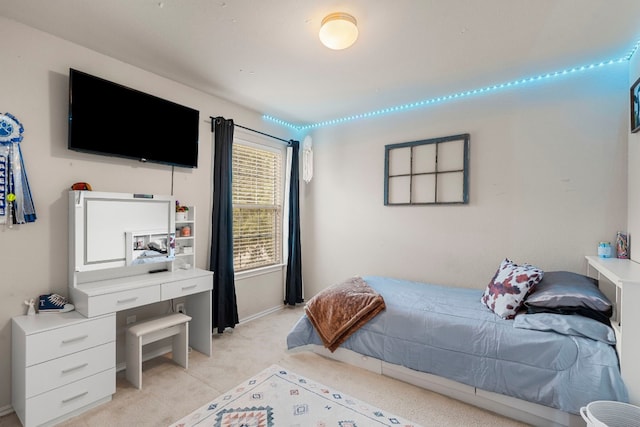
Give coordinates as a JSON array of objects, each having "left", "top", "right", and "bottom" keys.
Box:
[
  {"left": 12, "top": 311, "right": 116, "bottom": 427},
  {"left": 585, "top": 256, "right": 640, "bottom": 406}
]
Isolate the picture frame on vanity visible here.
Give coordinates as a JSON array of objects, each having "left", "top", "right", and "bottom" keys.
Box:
[{"left": 631, "top": 75, "right": 640, "bottom": 133}]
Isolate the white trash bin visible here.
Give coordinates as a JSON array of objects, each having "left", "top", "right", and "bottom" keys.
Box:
[{"left": 580, "top": 401, "right": 640, "bottom": 427}]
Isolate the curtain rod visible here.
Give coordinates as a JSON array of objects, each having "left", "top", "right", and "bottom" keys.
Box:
[{"left": 210, "top": 116, "right": 292, "bottom": 145}]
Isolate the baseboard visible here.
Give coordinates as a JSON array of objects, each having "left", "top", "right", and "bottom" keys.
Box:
[
  {"left": 240, "top": 305, "right": 283, "bottom": 324},
  {"left": 0, "top": 403, "right": 14, "bottom": 417}
]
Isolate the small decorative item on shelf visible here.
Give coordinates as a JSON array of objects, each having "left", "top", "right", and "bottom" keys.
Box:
[
  {"left": 70, "top": 182, "right": 92, "bottom": 191},
  {"left": 24, "top": 298, "right": 35, "bottom": 316},
  {"left": 180, "top": 225, "right": 191, "bottom": 237},
  {"left": 598, "top": 241, "right": 612, "bottom": 258},
  {"left": 616, "top": 231, "right": 629, "bottom": 259},
  {"left": 175, "top": 200, "right": 189, "bottom": 221}
]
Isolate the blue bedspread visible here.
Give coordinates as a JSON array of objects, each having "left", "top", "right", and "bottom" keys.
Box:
[{"left": 287, "top": 276, "right": 628, "bottom": 414}]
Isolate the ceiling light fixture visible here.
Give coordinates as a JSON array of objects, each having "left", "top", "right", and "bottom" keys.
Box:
[{"left": 319, "top": 12, "right": 358, "bottom": 50}]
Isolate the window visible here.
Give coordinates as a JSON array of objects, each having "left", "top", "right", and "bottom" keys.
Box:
[
  {"left": 232, "top": 141, "right": 283, "bottom": 271},
  {"left": 384, "top": 133, "right": 470, "bottom": 205}
]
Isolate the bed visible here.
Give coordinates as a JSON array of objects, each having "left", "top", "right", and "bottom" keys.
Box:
[{"left": 287, "top": 273, "right": 628, "bottom": 427}]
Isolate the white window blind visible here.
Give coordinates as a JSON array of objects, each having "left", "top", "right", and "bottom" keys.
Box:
[{"left": 232, "top": 142, "right": 283, "bottom": 272}]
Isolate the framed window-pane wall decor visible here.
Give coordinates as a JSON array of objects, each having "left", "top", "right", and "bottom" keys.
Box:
[{"left": 384, "top": 133, "right": 470, "bottom": 205}]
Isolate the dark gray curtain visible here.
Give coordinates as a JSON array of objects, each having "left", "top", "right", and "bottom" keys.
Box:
[
  {"left": 210, "top": 117, "right": 239, "bottom": 333},
  {"left": 284, "top": 140, "right": 303, "bottom": 305}
]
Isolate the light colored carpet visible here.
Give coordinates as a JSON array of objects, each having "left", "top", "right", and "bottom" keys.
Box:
[{"left": 0, "top": 306, "right": 528, "bottom": 427}]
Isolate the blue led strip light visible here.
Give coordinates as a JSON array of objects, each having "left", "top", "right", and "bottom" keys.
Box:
[
  {"left": 264, "top": 39, "right": 640, "bottom": 131},
  {"left": 625, "top": 38, "right": 640, "bottom": 61}
]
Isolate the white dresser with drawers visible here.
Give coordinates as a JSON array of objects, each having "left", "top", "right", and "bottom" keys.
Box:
[{"left": 12, "top": 312, "right": 116, "bottom": 427}]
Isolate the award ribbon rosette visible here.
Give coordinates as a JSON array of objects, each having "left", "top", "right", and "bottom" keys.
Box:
[{"left": 0, "top": 112, "right": 36, "bottom": 225}]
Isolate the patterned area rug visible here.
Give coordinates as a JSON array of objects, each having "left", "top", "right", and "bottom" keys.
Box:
[{"left": 170, "top": 364, "right": 421, "bottom": 427}]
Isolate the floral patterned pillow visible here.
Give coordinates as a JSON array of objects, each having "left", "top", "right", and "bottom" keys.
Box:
[{"left": 481, "top": 258, "right": 544, "bottom": 319}]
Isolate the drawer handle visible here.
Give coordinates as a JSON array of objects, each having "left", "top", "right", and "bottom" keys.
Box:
[
  {"left": 117, "top": 297, "right": 138, "bottom": 304},
  {"left": 181, "top": 285, "right": 197, "bottom": 291},
  {"left": 61, "top": 335, "right": 88, "bottom": 344},
  {"left": 62, "top": 391, "right": 88, "bottom": 404},
  {"left": 61, "top": 363, "right": 89, "bottom": 374}
]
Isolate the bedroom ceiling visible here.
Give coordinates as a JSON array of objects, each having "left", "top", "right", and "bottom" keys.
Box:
[{"left": 1, "top": 0, "right": 639, "bottom": 127}]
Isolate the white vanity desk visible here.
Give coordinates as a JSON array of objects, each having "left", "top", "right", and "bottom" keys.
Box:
[
  {"left": 66, "top": 190, "right": 213, "bottom": 356},
  {"left": 71, "top": 267, "right": 213, "bottom": 356}
]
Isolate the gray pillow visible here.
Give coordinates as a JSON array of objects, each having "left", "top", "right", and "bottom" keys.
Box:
[{"left": 524, "top": 271, "right": 612, "bottom": 313}]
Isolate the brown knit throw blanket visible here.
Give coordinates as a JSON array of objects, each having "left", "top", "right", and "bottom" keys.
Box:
[{"left": 305, "top": 276, "right": 386, "bottom": 352}]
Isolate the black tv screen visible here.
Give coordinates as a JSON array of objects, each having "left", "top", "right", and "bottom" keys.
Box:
[{"left": 68, "top": 68, "right": 199, "bottom": 168}]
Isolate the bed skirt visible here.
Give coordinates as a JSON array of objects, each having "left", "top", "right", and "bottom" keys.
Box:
[{"left": 292, "top": 344, "right": 584, "bottom": 427}]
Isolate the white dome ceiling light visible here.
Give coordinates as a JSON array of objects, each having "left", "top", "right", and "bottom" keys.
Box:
[{"left": 319, "top": 12, "right": 358, "bottom": 50}]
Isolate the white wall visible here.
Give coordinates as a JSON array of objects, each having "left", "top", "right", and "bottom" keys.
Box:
[
  {"left": 0, "top": 17, "right": 293, "bottom": 411},
  {"left": 627, "top": 51, "right": 640, "bottom": 260},
  {"left": 303, "top": 64, "right": 629, "bottom": 298}
]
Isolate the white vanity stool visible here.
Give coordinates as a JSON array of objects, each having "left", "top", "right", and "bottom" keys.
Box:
[{"left": 125, "top": 313, "right": 192, "bottom": 389}]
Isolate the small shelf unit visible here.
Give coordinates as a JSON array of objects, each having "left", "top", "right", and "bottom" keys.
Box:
[{"left": 175, "top": 206, "right": 195, "bottom": 269}]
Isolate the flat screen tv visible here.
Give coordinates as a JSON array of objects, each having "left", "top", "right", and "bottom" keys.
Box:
[{"left": 68, "top": 68, "right": 199, "bottom": 168}]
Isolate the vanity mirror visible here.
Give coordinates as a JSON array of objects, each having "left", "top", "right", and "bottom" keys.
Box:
[{"left": 69, "top": 191, "right": 176, "bottom": 282}]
